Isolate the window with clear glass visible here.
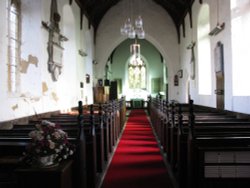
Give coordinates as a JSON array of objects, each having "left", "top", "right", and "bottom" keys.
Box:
[
  {"left": 231, "top": 0, "right": 250, "bottom": 96},
  {"left": 128, "top": 55, "right": 146, "bottom": 89},
  {"left": 197, "top": 4, "right": 212, "bottom": 95},
  {"left": 8, "top": 0, "right": 21, "bottom": 93}
]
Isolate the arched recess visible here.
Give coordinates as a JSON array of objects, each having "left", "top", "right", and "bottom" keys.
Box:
[
  {"left": 95, "top": 0, "right": 179, "bottom": 100},
  {"left": 57, "top": 4, "right": 77, "bottom": 110},
  {"left": 124, "top": 54, "right": 150, "bottom": 101},
  {"left": 106, "top": 39, "right": 168, "bottom": 101},
  {"left": 197, "top": 4, "right": 212, "bottom": 95}
]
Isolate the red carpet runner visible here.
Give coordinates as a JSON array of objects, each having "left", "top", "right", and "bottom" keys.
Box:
[{"left": 101, "top": 109, "right": 173, "bottom": 188}]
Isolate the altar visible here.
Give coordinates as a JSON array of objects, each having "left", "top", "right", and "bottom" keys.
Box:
[{"left": 131, "top": 98, "right": 144, "bottom": 109}]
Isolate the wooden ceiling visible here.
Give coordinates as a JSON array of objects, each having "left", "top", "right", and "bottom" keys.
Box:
[{"left": 74, "top": 0, "right": 196, "bottom": 41}]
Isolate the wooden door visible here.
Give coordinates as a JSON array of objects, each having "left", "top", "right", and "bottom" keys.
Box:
[
  {"left": 214, "top": 42, "right": 224, "bottom": 110},
  {"left": 215, "top": 72, "right": 224, "bottom": 110}
]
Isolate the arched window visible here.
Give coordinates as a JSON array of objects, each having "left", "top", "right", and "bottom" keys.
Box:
[
  {"left": 197, "top": 4, "right": 212, "bottom": 95},
  {"left": 8, "top": 0, "right": 21, "bottom": 93},
  {"left": 128, "top": 54, "right": 146, "bottom": 89},
  {"left": 231, "top": 0, "right": 250, "bottom": 96}
]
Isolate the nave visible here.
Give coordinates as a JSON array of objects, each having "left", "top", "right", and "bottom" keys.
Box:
[
  {"left": 1, "top": 1, "right": 250, "bottom": 187},
  {"left": 101, "top": 109, "right": 173, "bottom": 188},
  {"left": 1, "top": 97, "right": 250, "bottom": 188}
]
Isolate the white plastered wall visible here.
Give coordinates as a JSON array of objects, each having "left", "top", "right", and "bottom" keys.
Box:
[
  {"left": 0, "top": 0, "right": 94, "bottom": 122},
  {"left": 178, "top": 0, "right": 250, "bottom": 115}
]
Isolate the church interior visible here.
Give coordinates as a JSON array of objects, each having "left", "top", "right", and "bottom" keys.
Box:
[{"left": 1, "top": 0, "right": 250, "bottom": 188}]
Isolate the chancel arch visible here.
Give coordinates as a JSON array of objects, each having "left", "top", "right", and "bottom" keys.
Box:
[{"left": 107, "top": 39, "right": 167, "bottom": 101}]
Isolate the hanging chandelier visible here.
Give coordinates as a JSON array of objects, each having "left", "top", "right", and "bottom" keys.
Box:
[
  {"left": 120, "top": 16, "right": 145, "bottom": 39},
  {"left": 120, "top": 0, "right": 145, "bottom": 39},
  {"left": 120, "top": 0, "right": 145, "bottom": 69},
  {"left": 130, "top": 42, "right": 140, "bottom": 58},
  {"left": 129, "top": 39, "right": 145, "bottom": 68}
]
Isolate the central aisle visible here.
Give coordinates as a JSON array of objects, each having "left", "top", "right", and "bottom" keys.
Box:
[{"left": 101, "top": 109, "right": 173, "bottom": 188}]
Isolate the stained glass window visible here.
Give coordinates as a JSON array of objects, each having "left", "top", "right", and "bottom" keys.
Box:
[{"left": 128, "top": 55, "right": 146, "bottom": 89}]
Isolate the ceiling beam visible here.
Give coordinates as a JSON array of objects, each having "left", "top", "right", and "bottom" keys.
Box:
[{"left": 75, "top": 0, "right": 195, "bottom": 42}]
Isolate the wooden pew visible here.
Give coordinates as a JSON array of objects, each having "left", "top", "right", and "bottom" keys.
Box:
[
  {"left": 148, "top": 97, "right": 250, "bottom": 188},
  {"left": 0, "top": 98, "right": 126, "bottom": 188},
  {"left": 178, "top": 101, "right": 250, "bottom": 188},
  {"left": 187, "top": 129, "right": 250, "bottom": 188},
  {"left": 0, "top": 129, "right": 79, "bottom": 188},
  {"left": 0, "top": 140, "right": 26, "bottom": 188},
  {"left": 0, "top": 110, "right": 87, "bottom": 188}
]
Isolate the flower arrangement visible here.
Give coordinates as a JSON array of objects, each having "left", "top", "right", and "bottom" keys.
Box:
[{"left": 23, "top": 120, "right": 75, "bottom": 167}]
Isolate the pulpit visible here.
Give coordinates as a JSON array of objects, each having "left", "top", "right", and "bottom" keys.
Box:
[{"left": 93, "top": 86, "right": 110, "bottom": 103}]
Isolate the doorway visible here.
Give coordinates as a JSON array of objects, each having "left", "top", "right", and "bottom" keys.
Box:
[
  {"left": 215, "top": 72, "right": 224, "bottom": 110},
  {"left": 214, "top": 42, "right": 224, "bottom": 110}
]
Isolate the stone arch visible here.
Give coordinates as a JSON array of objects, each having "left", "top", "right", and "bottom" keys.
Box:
[{"left": 95, "top": 0, "right": 179, "bottom": 99}]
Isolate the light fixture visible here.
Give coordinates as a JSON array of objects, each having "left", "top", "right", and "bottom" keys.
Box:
[
  {"left": 120, "top": 0, "right": 145, "bottom": 39},
  {"left": 209, "top": 22, "right": 225, "bottom": 36},
  {"left": 129, "top": 43, "right": 144, "bottom": 68},
  {"left": 120, "top": 16, "right": 145, "bottom": 39},
  {"left": 130, "top": 42, "right": 140, "bottom": 58},
  {"left": 78, "top": 49, "right": 87, "bottom": 57},
  {"left": 129, "top": 55, "right": 144, "bottom": 67},
  {"left": 129, "top": 38, "right": 144, "bottom": 68},
  {"left": 209, "top": 0, "right": 225, "bottom": 36}
]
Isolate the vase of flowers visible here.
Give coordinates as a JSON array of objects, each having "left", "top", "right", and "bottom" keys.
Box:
[
  {"left": 23, "top": 120, "right": 75, "bottom": 168},
  {"left": 37, "top": 154, "right": 55, "bottom": 167}
]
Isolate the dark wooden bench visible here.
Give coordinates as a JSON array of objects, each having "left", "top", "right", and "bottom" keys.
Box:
[
  {"left": 177, "top": 101, "right": 250, "bottom": 188},
  {"left": 148, "top": 97, "right": 250, "bottom": 188},
  {"left": 186, "top": 132, "right": 250, "bottom": 188},
  {"left": 0, "top": 98, "right": 126, "bottom": 188}
]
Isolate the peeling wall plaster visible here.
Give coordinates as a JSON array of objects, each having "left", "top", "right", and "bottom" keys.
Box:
[
  {"left": 51, "top": 92, "right": 59, "bottom": 102},
  {"left": 20, "top": 92, "right": 41, "bottom": 102},
  {"left": 0, "top": 0, "right": 94, "bottom": 122},
  {"left": 20, "top": 54, "right": 38, "bottom": 73},
  {"left": 12, "top": 104, "right": 18, "bottom": 110},
  {"left": 42, "top": 82, "right": 48, "bottom": 94}
]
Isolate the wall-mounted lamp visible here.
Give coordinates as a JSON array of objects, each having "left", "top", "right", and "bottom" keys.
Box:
[
  {"left": 177, "top": 69, "right": 183, "bottom": 78},
  {"left": 209, "top": 22, "right": 225, "bottom": 36},
  {"left": 209, "top": 0, "right": 225, "bottom": 36},
  {"left": 78, "top": 49, "right": 87, "bottom": 57}
]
